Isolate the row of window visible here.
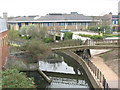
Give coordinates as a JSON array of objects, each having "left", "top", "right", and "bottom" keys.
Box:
[
  {"left": 0, "top": 35, "right": 8, "bottom": 48},
  {"left": 43, "top": 22, "right": 90, "bottom": 27}
]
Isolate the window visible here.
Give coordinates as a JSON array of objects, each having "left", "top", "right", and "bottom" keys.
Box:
[
  {"left": 61, "top": 23, "right": 64, "bottom": 26},
  {"left": 47, "top": 23, "right": 49, "bottom": 26},
  {"left": 59, "top": 23, "right": 61, "bottom": 26},
  {"left": 81, "top": 23, "right": 83, "bottom": 26}
]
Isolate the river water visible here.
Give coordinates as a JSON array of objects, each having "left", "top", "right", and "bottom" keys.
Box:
[{"left": 24, "top": 53, "right": 94, "bottom": 89}]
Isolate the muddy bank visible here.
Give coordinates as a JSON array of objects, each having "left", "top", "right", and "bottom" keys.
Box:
[{"left": 98, "top": 49, "right": 120, "bottom": 78}]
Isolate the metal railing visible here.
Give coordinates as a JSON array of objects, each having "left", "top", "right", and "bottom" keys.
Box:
[
  {"left": 86, "top": 59, "right": 111, "bottom": 90},
  {"left": 87, "top": 39, "right": 119, "bottom": 46}
]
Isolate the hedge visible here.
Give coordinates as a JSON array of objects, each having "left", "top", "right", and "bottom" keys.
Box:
[{"left": 79, "top": 34, "right": 103, "bottom": 39}]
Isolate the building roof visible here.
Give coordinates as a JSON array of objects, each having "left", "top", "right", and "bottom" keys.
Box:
[
  {"left": 37, "top": 14, "right": 93, "bottom": 21},
  {"left": 8, "top": 13, "right": 99, "bottom": 23},
  {"left": 92, "top": 15, "right": 110, "bottom": 21},
  {"left": 0, "top": 19, "right": 7, "bottom": 33},
  {"left": 9, "top": 16, "right": 35, "bottom": 21}
]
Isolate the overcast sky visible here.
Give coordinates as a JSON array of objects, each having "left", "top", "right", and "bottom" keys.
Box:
[{"left": 0, "top": 0, "right": 119, "bottom": 17}]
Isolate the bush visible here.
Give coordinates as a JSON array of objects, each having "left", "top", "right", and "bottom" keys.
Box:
[
  {"left": 79, "top": 34, "right": 103, "bottom": 39},
  {"left": 103, "top": 34, "right": 119, "bottom": 37},
  {"left": 91, "top": 35, "right": 103, "bottom": 39},
  {"left": 44, "top": 38, "right": 53, "bottom": 43},
  {"left": 8, "top": 29, "right": 20, "bottom": 41},
  {"left": 2, "top": 69, "right": 35, "bottom": 88},
  {"left": 23, "top": 40, "right": 51, "bottom": 61},
  {"left": 64, "top": 32, "right": 73, "bottom": 40}
]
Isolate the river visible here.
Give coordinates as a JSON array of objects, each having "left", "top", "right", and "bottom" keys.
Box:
[{"left": 23, "top": 53, "right": 94, "bottom": 89}]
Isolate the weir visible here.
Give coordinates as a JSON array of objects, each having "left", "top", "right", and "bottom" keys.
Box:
[{"left": 23, "top": 53, "right": 94, "bottom": 89}]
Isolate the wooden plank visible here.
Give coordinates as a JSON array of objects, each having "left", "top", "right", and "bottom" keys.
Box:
[{"left": 38, "top": 68, "right": 51, "bottom": 83}]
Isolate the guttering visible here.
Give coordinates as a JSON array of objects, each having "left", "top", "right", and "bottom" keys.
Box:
[{"left": 8, "top": 20, "right": 100, "bottom": 23}]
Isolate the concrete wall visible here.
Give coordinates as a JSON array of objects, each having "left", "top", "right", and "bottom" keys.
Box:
[{"left": 62, "top": 50, "right": 102, "bottom": 89}]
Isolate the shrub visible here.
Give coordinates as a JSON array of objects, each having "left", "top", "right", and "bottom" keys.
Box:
[
  {"left": 2, "top": 69, "right": 35, "bottom": 88},
  {"left": 91, "top": 35, "right": 103, "bottom": 39},
  {"left": 23, "top": 40, "right": 51, "bottom": 61},
  {"left": 8, "top": 29, "right": 20, "bottom": 41},
  {"left": 64, "top": 32, "right": 73, "bottom": 40},
  {"left": 79, "top": 34, "right": 103, "bottom": 39},
  {"left": 44, "top": 38, "right": 53, "bottom": 43}
]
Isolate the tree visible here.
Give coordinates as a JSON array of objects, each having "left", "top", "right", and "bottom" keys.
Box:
[{"left": 20, "top": 24, "right": 47, "bottom": 40}]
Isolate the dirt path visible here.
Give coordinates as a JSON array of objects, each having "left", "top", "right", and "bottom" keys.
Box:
[{"left": 91, "top": 55, "right": 119, "bottom": 88}]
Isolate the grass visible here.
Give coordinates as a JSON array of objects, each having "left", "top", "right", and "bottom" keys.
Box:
[{"left": 99, "top": 49, "right": 117, "bottom": 62}]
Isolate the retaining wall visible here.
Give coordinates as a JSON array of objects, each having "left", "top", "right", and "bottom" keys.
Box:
[{"left": 62, "top": 50, "right": 102, "bottom": 89}]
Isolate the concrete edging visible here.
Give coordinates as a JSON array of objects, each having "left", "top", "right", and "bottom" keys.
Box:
[{"left": 62, "top": 50, "right": 102, "bottom": 89}]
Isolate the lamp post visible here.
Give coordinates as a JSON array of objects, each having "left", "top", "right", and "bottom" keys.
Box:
[{"left": 98, "top": 27, "right": 100, "bottom": 35}]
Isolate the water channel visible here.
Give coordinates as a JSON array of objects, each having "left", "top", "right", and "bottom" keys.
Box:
[{"left": 23, "top": 52, "right": 94, "bottom": 89}]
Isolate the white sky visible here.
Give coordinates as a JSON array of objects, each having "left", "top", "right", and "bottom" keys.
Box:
[{"left": 0, "top": 0, "right": 119, "bottom": 17}]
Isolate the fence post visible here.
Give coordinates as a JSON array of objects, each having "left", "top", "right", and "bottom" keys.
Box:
[
  {"left": 97, "top": 69, "right": 99, "bottom": 79},
  {"left": 100, "top": 72, "right": 101, "bottom": 82},
  {"left": 103, "top": 76, "right": 106, "bottom": 90},
  {"left": 106, "top": 83, "right": 108, "bottom": 90},
  {"left": 95, "top": 66, "right": 96, "bottom": 76}
]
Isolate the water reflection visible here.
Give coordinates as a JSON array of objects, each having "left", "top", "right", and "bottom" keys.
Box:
[{"left": 24, "top": 53, "right": 94, "bottom": 89}]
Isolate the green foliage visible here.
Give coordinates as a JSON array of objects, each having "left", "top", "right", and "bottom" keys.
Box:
[
  {"left": 44, "top": 37, "right": 53, "bottom": 43},
  {"left": 103, "top": 34, "right": 119, "bottom": 37},
  {"left": 89, "top": 25, "right": 110, "bottom": 33},
  {"left": 2, "top": 69, "right": 35, "bottom": 88},
  {"left": 23, "top": 39, "right": 51, "bottom": 61},
  {"left": 20, "top": 24, "right": 47, "bottom": 40},
  {"left": 64, "top": 32, "right": 73, "bottom": 40},
  {"left": 79, "top": 34, "right": 103, "bottom": 39},
  {"left": 8, "top": 29, "right": 20, "bottom": 41},
  {"left": 90, "top": 35, "right": 103, "bottom": 39}
]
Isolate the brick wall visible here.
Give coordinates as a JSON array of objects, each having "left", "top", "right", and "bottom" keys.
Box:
[{"left": 0, "top": 30, "right": 8, "bottom": 68}]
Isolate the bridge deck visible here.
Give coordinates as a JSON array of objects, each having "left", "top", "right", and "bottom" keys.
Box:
[{"left": 52, "top": 45, "right": 119, "bottom": 51}]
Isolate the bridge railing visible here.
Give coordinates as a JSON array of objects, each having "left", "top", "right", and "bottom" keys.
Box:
[
  {"left": 87, "top": 39, "right": 119, "bottom": 46},
  {"left": 86, "top": 60, "right": 110, "bottom": 90},
  {"left": 49, "top": 40, "right": 82, "bottom": 48}
]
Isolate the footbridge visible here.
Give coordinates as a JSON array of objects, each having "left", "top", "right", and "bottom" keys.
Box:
[{"left": 52, "top": 39, "right": 120, "bottom": 51}]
